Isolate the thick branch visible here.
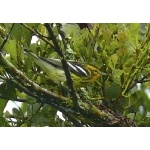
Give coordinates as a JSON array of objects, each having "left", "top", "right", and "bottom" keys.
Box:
[
  {"left": 0, "top": 52, "right": 69, "bottom": 102},
  {"left": 0, "top": 52, "right": 136, "bottom": 126}
]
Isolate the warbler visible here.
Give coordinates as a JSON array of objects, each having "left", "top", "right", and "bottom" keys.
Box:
[{"left": 23, "top": 49, "right": 105, "bottom": 87}]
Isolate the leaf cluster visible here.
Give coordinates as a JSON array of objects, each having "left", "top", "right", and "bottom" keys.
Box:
[{"left": 0, "top": 23, "right": 150, "bottom": 126}]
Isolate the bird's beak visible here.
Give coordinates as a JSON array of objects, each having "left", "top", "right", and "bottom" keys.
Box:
[{"left": 101, "top": 72, "right": 107, "bottom": 76}]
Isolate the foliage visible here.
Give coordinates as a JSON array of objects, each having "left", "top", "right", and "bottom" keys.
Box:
[{"left": 0, "top": 23, "right": 150, "bottom": 126}]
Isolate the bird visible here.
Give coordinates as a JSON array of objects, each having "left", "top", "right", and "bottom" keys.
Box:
[{"left": 23, "top": 49, "right": 105, "bottom": 88}]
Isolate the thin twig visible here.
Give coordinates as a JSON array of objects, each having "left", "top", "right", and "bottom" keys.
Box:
[
  {"left": 34, "top": 28, "right": 50, "bottom": 39},
  {"left": 0, "top": 96, "right": 26, "bottom": 103},
  {"left": 21, "top": 23, "right": 54, "bottom": 47},
  {"left": 49, "top": 102, "right": 82, "bottom": 127},
  {"left": 10, "top": 79, "right": 41, "bottom": 102},
  {"left": 56, "top": 24, "right": 67, "bottom": 50},
  {"left": 128, "top": 75, "right": 148, "bottom": 91},
  {"left": 62, "top": 111, "right": 83, "bottom": 127},
  {"left": 18, "top": 103, "right": 44, "bottom": 126}
]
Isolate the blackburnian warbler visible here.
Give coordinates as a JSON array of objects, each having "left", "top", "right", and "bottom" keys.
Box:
[{"left": 24, "top": 49, "right": 105, "bottom": 87}]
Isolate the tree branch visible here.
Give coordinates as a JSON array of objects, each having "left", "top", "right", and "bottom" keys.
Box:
[
  {"left": 20, "top": 23, "right": 54, "bottom": 47},
  {"left": 0, "top": 95, "right": 26, "bottom": 103},
  {"left": 0, "top": 52, "right": 70, "bottom": 102},
  {"left": 44, "top": 23, "right": 79, "bottom": 109},
  {"left": 127, "top": 75, "right": 148, "bottom": 92},
  {"left": 0, "top": 51, "right": 136, "bottom": 126}
]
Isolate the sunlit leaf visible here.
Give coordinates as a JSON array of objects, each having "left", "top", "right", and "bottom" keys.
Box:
[{"left": 3, "top": 39, "right": 17, "bottom": 60}]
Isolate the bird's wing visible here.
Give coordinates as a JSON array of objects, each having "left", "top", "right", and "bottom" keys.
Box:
[{"left": 43, "top": 58, "right": 90, "bottom": 77}]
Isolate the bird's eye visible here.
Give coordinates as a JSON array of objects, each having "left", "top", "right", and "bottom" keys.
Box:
[{"left": 93, "top": 70, "right": 98, "bottom": 74}]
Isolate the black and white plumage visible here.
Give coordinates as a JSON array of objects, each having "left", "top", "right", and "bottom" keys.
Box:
[{"left": 23, "top": 49, "right": 102, "bottom": 87}]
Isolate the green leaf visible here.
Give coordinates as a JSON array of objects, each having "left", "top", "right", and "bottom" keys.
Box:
[
  {"left": 37, "top": 24, "right": 48, "bottom": 37},
  {"left": 135, "top": 111, "right": 146, "bottom": 125},
  {"left": 5, "top": 110, "right": 11, "bottom": 118},
  {"left": 22, "top": 27, "right": 32, "bottom": 46},
  {"left": 42, "top": 104, "right": 57, "bottom": 117},
  {"left": 108, "top": 54, "right": 119, "bottom": 71},
  {"left": 65, "top": 24, "right": 80, "bottom": 42},
  {"left": 0, "top": 82, "right": 17, "bottom": 99},
  {"left": 111, "top": 54, "right": 118, "bottom": 64},
  {"left": 26, "top": 97, "right": 36, "bottom": 104},
  {"left": 130, "top": 24, "right": 140, "bottom": 33},
  {"left": 0, "top": 36, "right": 4, "bottom": 46},
  {"left": 0, "top": 117, "right": 9, "bottom": 127},
  {"left": 142, "top": 117, "right": 150, "bottom": 126},
  {"left": 0, "top": 25, "right": 6, "bottom": 37},
  {"left": 12, "top": 108, "right": 23, "bottom": 118},
  {"left": 117, "top": 31, "right": 127, "bottom": 43},
  {"left": 27, "top": 103, "right": 41, "bottom": 116},
  {"left": 0, "top": 99, "right": 8, "bottom": 116},
  {"left": 129, "top": 90, "right": 149, "bottom": 113},
  {"left": 10, "top": 24, "right": 22, "bottom": 42},
  {"left": 102, "top": 29, "right": 111, "bottom": 43},
  {"left": 11, "top": 24, "right": 32, "bottom": 46},
  {"left": 3, "top": 39, "right": 17, "bottom": 60},
  {"left": 20, "top": 123, "right": 28, "bottom": 127},
  {"left": 127, "top": 113, "right": 135, "bottom": 120},
  {"left": 20, "top": 103, "right": 28, "bottom": 114},
  {"left": 143, "top": 92, "right": 150, "bottom": 110},
  {"left": 26, "top": 23, "right": 40, "bottom": 29},
  {"left": 16, "top": 90, "right": 26, "bottom": 99},
  {"left": 32, "top": 103, "right": 41, "bottom": 113},
  {"left": 106, "top": 83, "right": 121, "bottom": 99},
  {"left": 31, "top": 114, "right": 50, "bottom": 126}
]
